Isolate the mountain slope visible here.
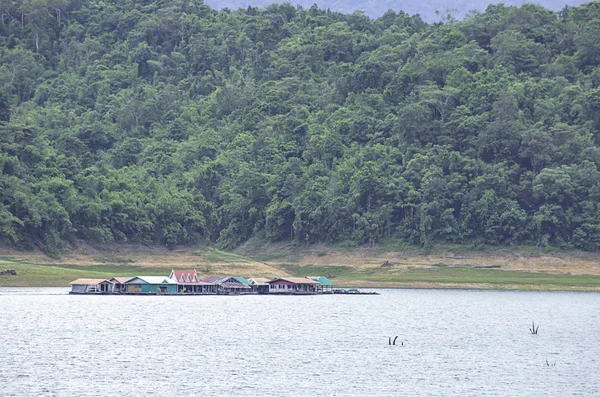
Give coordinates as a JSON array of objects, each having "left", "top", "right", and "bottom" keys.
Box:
[{"left": 1, "top": 1, "right": 600, "bottom": 255}]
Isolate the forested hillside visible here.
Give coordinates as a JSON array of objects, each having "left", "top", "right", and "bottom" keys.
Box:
[
  {"left": 205, "top": 0, "right": 588, "bottom": 21},
  {"left": 1, "top": 0, "right": 600, "bottom": 256}
]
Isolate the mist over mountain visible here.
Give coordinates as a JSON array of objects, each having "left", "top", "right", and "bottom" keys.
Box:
[{"left": 205, "top": 0, "right": 589, "bottom": 21}]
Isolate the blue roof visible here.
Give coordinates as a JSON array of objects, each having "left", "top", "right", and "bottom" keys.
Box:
[
  {"left": 233, "top": 276, "right": 252, "bottom": 286},
  {"left": 311, "top": 276, "right": 335, "bottom": 286},
  {"left": 124, "top": 276, "right": 177, "bottom": 285}
]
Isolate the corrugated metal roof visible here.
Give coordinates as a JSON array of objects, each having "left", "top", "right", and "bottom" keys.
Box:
[
  {"left": 267, "top": 277, "right": 320, "bottom": 284},
  {"left": 201, "top": 276, "right": 233, "bottom": 284},
  {"left": 70, "top": 278, "right": 111, "bottom": 285},
  {"left": 171, "top": 269, "right": 198, "bottom": 282},
  {"left": 309, "top": 276, "right": 335, "bottom": 286},
  {"left": 110, "top": 277, "right": 134, "bottom": 284},
  {"left": 248, "top": 277, "right": 270, "bottom": 286},
  {"left": 200, "top": 276, "right": 251, "bottom": 288},
  {"left": 125, "top": 276, "right": 178, "bottom": 284},
  {"left": 202, "top": 276, "right": 223, "bottom": 283},
  {"left": 233, "top": 276, "right": 252, "bottom": 286}
]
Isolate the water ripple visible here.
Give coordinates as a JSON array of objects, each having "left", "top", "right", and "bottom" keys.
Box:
[{"left": 0, "top": 288, "right": 598, "bottom": 396}]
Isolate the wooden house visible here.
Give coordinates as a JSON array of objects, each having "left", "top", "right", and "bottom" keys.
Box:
[
  {"left": 267, "top": 278, "right": 320, "bottom": 294},
  {"left": 177, "top": 281, "right": 217, "bottom": 294},
  {"left": 170, "top": 269, "right": 217, "bottom": 294},
  {"left": 70, "top": 279, "right": 114, "bottom": 294},
  {"left": 248, "top": 277, "right": 270, "bottom": 294},
  {"left": 201, "top": 276, "right": 252, "bottom": 295},
  {"left": 109, "top": 277, "right": 134, "bottom": 293},
  {"left": 233, "top": 277, "right": 254, "bottom": 293},
  {"left": 232, "top": 276, "right": 258, "bottom": 294},
  {"left": 307, "top": 276, "right": 335, "bottom": 293},
  {"left": 123, "top": 276, "right": 178, "bottom": 294}
]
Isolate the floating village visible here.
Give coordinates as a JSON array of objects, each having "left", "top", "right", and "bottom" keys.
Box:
[{"left": 69, "top": 269, "right": 376, "bottom": 295}]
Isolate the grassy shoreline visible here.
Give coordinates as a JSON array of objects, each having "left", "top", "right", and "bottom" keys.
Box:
[
  {"left": 1, "top": 258, "right": 600, "bottom": 291},
  {"left": 272, "top": 264, "right": 600, "bottom": 291}
]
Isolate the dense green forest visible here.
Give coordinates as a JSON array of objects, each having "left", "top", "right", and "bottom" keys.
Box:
[
  {"left": 205, "top": 0, "right": 588, "bottom": 21},
  {"left": 1, "top": 0, "right": 600, "bottom": 256}
]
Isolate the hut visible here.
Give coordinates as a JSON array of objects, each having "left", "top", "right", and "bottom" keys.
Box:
[
  {"left": 70, "top": 279, "right": 114, "bottom": 294},
  {"left": 123, "top": 276, "right": 178, "bottom": 294},
  {"left": 201, "top": 276, "right": 252, "bottom": 295},
  {"left": 307, "top": 276, "right": 335, "bottom": 293},
  {"left": 266, "top": 278, "right": 319, "bottom": 295},
  {"left": 248, "top": 277, "right": 270, "bottom": 294}
]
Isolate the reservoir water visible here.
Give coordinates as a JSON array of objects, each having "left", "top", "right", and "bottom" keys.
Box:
[{"left": 0, "top": 288, "right": 598, "bottom": 396}]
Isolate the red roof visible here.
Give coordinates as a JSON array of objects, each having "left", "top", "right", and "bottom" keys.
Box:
[{"left": 171, "top": 269, "right": 198, "bottom": 283}]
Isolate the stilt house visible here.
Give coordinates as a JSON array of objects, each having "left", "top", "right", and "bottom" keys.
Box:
[
  {"left": 267, "top": 278, "right": 320, "bottom": 294},
  {"left": 201, "top": 276, "right": 252, "bottom": 294},
  {"left": 123, "top": 276, "right": 178, "bottom": 294}
]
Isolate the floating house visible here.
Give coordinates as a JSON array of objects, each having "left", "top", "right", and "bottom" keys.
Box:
[
  {"left": 233, "top": 277, "right": 253, "bottom": 290},
  {"left": 123, "top": 276, "right": 178, "bottom": 294},
  {"left": 68, "top": 274, "right": 343, "bottom": 296},
  {"left": 248, "top": 277, "right": 270, "bottom": 294},
  {"left": 70, "top": 278, "right": 114, "bottom": 294},
  {"left": 109, "top": 277, "right": 133, "bottom": 293},
  {"left": 201, "top": 276, "right": 252, "bottom": 294},
  {"left": 308, "top": 276, "right": 335, "bottom": 293},
  {"left": 267, "top": 277, "right": 320, "bottom": 294},
  {"left": 170, "top": 269, "right": 217, "bottom": 294}
]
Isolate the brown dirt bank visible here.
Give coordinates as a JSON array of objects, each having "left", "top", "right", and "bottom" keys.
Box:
[
  {"left": 0, "top": 244, "right": 287, "bottom": 279},
  {"left": 236, "top": 242, "right": 600, "bottom": 276},
  {"left": 2, "top": 242, "right": 600, "bottom": 290}
]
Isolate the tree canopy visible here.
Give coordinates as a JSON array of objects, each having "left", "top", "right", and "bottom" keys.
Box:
[
  {"left": 1, "top": 0, "right": 600, "bottom": 255},
  {"left": 204, "top": 0, "right": 589, "bottom": 21}
]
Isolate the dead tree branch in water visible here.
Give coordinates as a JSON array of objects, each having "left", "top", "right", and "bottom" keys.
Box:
[{"left": 529, "top": 321, "right": 539, "bottom": 334}]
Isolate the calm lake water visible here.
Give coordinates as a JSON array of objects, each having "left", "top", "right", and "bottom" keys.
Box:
[{"left": 0, "top": 288, "right": 598, "bottom": 396}]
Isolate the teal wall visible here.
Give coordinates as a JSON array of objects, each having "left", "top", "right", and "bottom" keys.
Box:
[{"left": 140, "top": 284, "right": 177, "bottom": 294}]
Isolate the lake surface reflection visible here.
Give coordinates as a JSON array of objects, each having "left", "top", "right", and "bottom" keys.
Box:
[{"left": 0, "top": 288, "right": 598, "bottom": 396}]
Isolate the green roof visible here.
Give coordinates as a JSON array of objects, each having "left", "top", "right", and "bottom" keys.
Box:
[
  {"left": 313, "top": 276, "right": 335, "bottom": 286},
  {"left": 233, "top": 276, "right": 252, "bottom": 286}
]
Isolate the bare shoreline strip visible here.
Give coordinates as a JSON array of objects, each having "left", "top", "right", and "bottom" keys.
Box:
[{"left": 334, "top": 281, "right": 600, "bottom": 292}]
